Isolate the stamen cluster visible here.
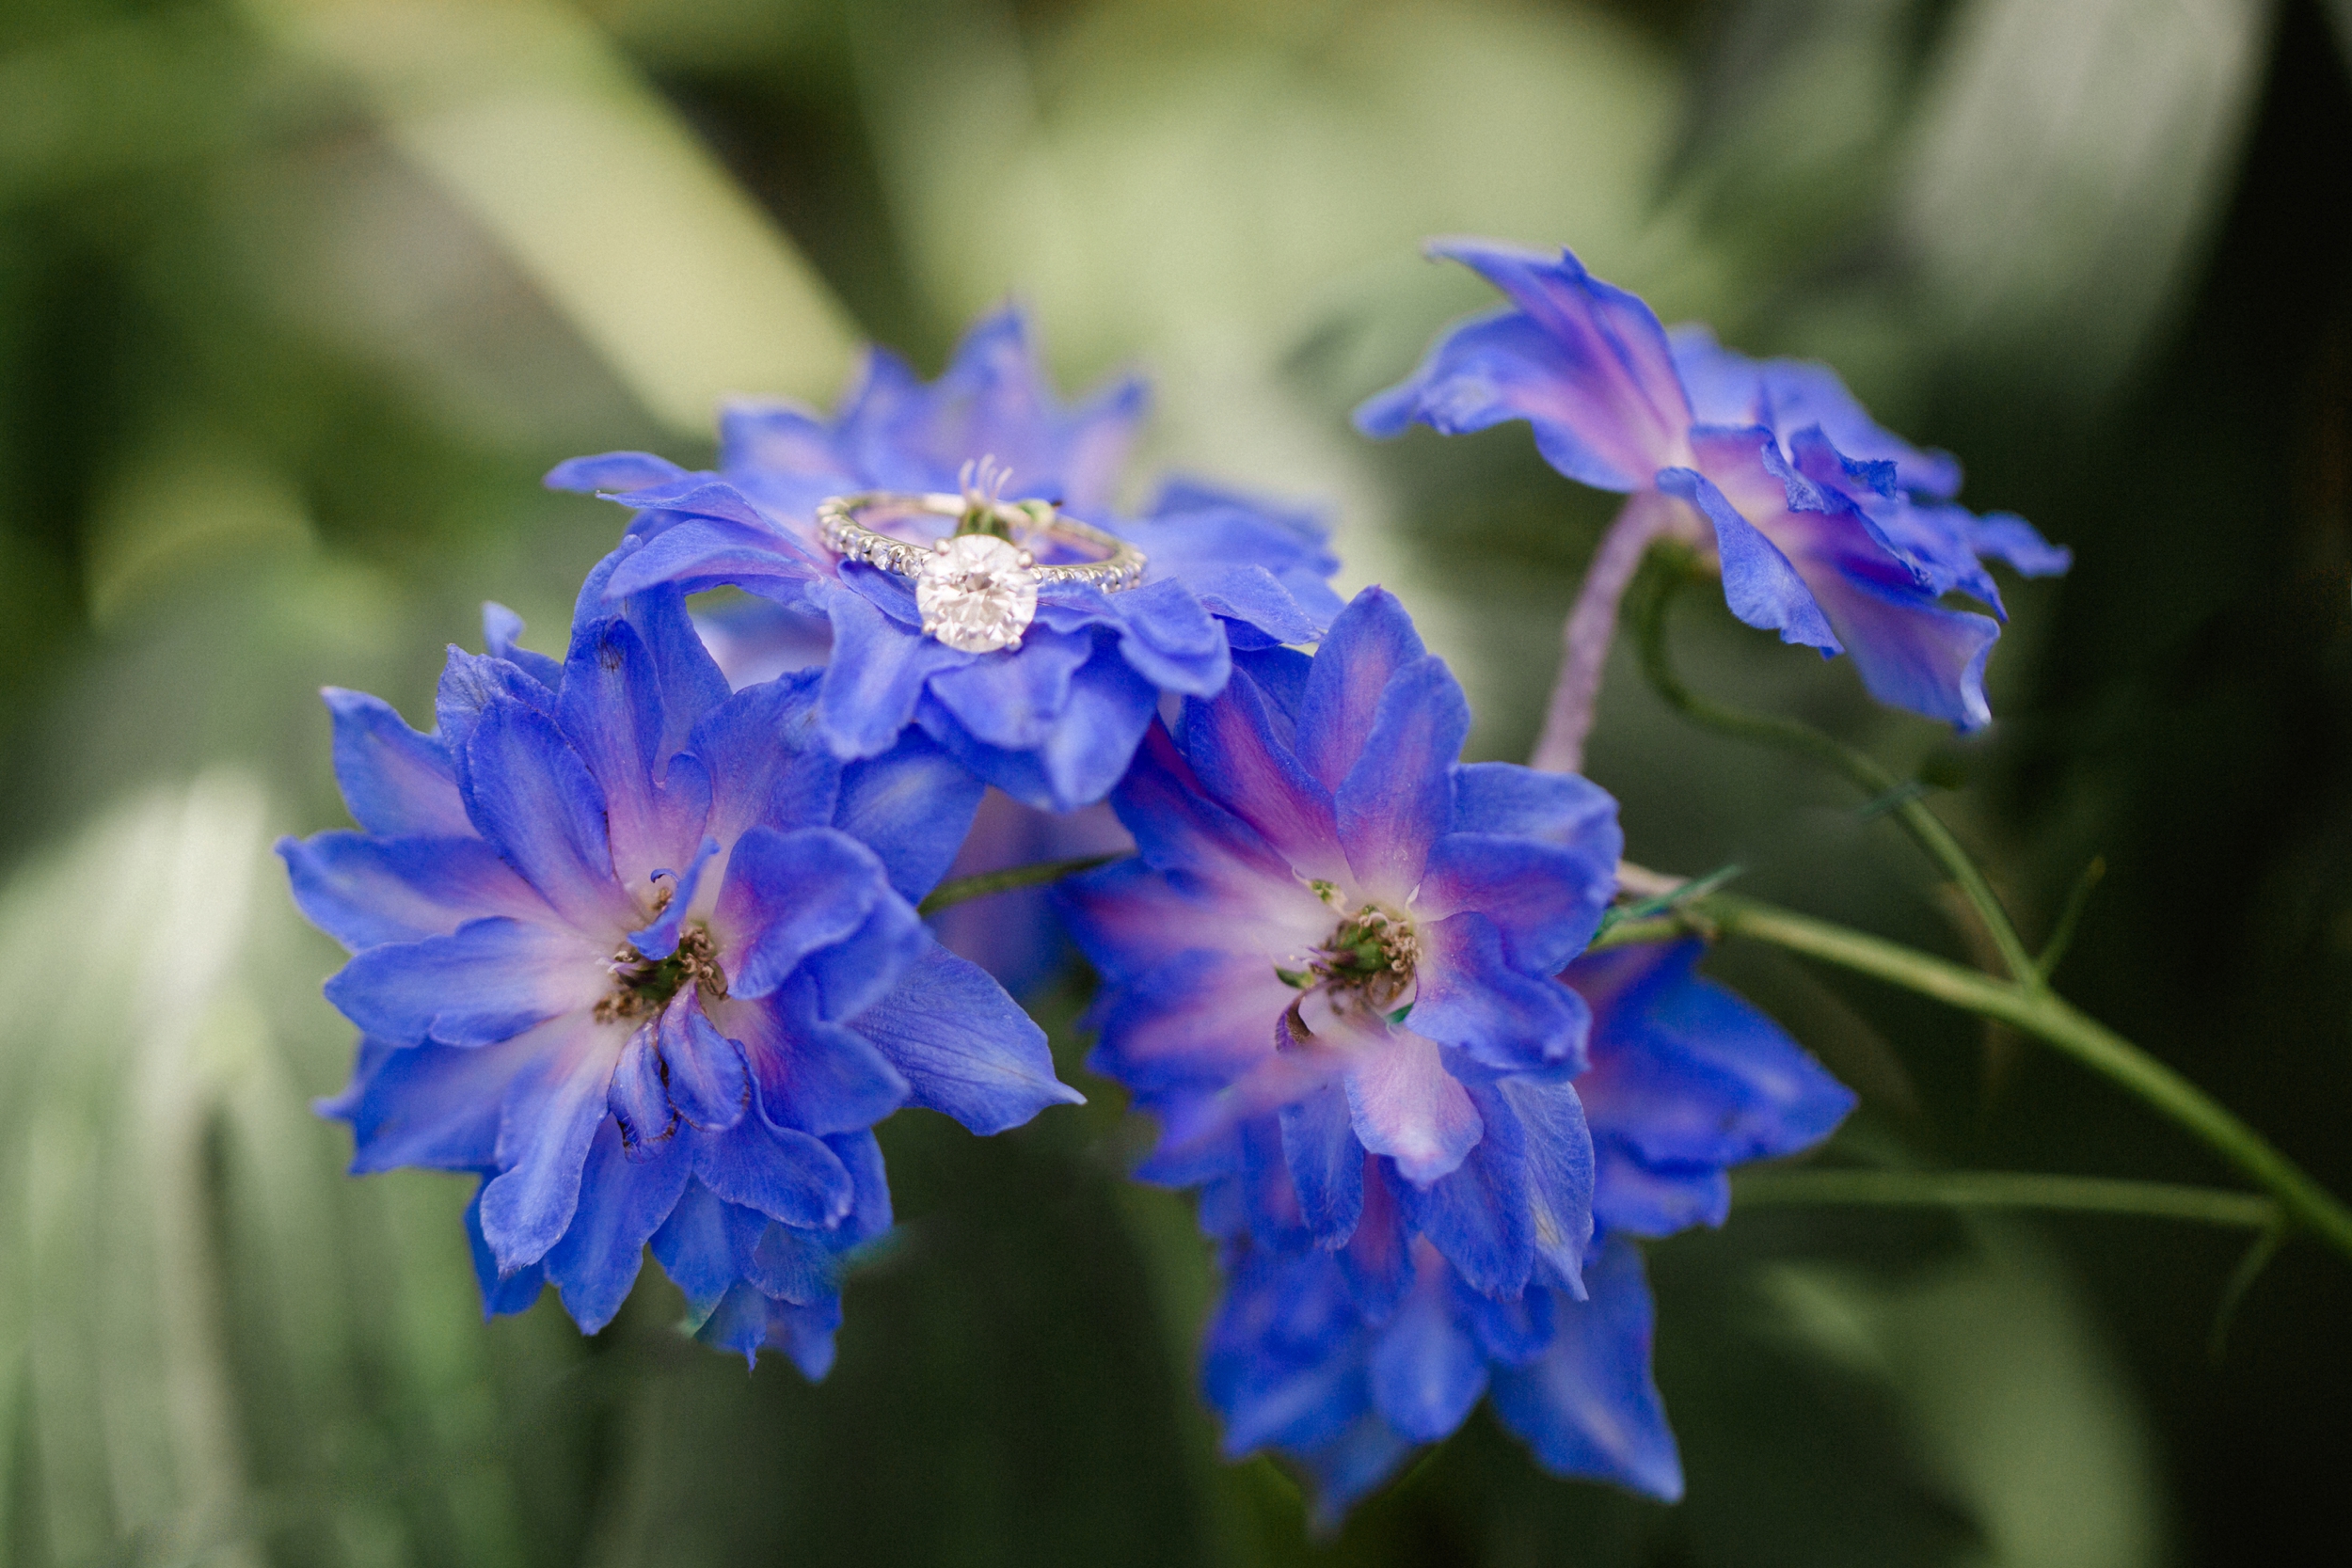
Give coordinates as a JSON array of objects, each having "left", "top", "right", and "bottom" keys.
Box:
[{"left": 596, "top": 926, "right": 726, "bottom": 1022}]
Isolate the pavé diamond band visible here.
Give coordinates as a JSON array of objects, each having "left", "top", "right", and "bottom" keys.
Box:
[{"left": 815, "top": 489, "right": 1148, "bottom": 654}]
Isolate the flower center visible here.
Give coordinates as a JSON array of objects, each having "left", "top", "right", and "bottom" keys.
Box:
[
  {"left": 596, "top": 925, "right": 726, "bottom": 1023},
  {"left": 1279, "top": 902, "right": 1420, "bottom": 1019}
]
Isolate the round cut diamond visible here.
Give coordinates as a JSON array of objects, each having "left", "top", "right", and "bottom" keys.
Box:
[{"left": 916, "top": 533, "right": 1039, "bottom": 653}]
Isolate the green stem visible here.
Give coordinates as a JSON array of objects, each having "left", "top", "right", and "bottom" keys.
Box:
[
  {"left": 1730, "top": 1168, "right": 2280, "bottom": 1228},
  {"left": 916, "top": 852, "right": 1130, "bottom": 916},
  {"left": 1629, "top": 547, "right": 2044, "bottom": 993},
  {"left": 1597, "top": 894, "right": 2352, "bottom": 1263}
]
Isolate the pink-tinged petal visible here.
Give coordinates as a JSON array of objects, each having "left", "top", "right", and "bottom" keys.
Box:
[
  {"left": 1358, "top": 241, "right": 1692, "bottom": 489},
  {"left": 711, "top": 826, "right": 899, "bottom": 1001},
  {"left": 1278, "top": 1079, "right": 1363, "bottom": 1246},
  {"left": 721, "top": 985, "right": 908, "bottom": 1136},
  {"left": 1342, "top": 1028, "right": 1483, "bottom": 1186},
  {"left": 1418, "top": 827, "right": 1618, "bottom": 975},
  {"left": 1658, "top": 458, "right": 1840, "bottom": 654},
  {"left": 1294, "top": 587, "right": 1426, "bottom": 793},
  {"left": 1111, "top": 721, "right": 1297, "bottom": 893},
  {"left": 556, "top": 617, "right": 714, "bottom": 891},
  {"left": 1084, "top": 949, "right": 1302, "bottom": 1094},
  {"left": 1181, "top": 669, "right": 1344, "bottom": 878},
  {"left": 1397, "top": 1080, "right": 1532, "bottom": 1295},
  {"left": 324, "top": 915, "right": 609, "bottom": 1048},
  {"left": 480, "top": 1016, "right": 629, "bottom": 1272},
  {"left": 324, "top": 688, "right": 470, "bottom": 838},
  {"left": 1333, "top": 657, "right": 1470, "bottom": 901},
  {"left": 1336, "top": 1155, "right": 1412, "bottom": 1318}
]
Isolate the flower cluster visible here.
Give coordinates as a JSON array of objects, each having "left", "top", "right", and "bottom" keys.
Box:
[
  {"left": 1359, "top": 240, "right": 2068, "bottom": 731},
  {"left": 284, "top": 244, "right": 2050, "bottom": 1520},
  {"left": 1061, "top": 591, "right": 1854, "bottom": 1519}
]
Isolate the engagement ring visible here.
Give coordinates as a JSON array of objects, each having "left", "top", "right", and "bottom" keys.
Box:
[{"left": 815, "top": 459, "right": 1147, "bottom": 653}]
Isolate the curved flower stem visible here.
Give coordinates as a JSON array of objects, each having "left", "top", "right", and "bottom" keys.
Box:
[
  {"left": 1596, "top": 895, "right": 2352, "bottom": 1264},
  {"left": 1530, "top": 491, "right": 1681, "bottom": 775},
  {"left": 1627, "top": 546, "right": 2044, "bottom": 994},
  {"left": 917, "top": 852, "right": 1130, "bottom": 916},
  {"left": 1730, "top": 1168, "right": 2280, "bottom": 1228}
]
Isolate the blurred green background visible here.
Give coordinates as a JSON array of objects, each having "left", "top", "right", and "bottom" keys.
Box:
[{"left": 3, "top": 0, "right": 2348, "bottom": 1562}]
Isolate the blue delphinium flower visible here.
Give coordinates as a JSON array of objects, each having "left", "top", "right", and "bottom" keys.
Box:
[
  {"left": 280, "top": 573, "right": 1080, "bottom": 1373},
  {"left": 1059, "top": 585, "right": 1623, "bottom": 1303},
  {"left": 1357, "top": 240, "right": 2069, "bottom": 732},
  {"left": 1199, "top": 939, "right": 1855, "bottom": 1525},
  {"left": 545, "top": 307, "right": 1343, "bottom": 812}
]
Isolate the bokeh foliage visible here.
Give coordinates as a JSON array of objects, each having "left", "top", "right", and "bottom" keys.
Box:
[{"left": 2, "top": 1, "right": 2347, "bottom": 1563}]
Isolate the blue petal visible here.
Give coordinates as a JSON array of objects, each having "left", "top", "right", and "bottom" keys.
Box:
[
  {"left": 1333, "top": 656, "right": 1470, "bottom": 899},
  {"left": 1295, "top": 586, "right": 1426, "bottom": 794},
  {"left": 736, "top": 1210, "right": 838, "bottom": 1303},
  {"left": 1668, "top": 324, "right": 1961, "bottom": 499},
  {"left": 324, "top": 688, "right": 469, "bottom": 838},
  {"left": 599, "top": 516, "right": 825, "bottom": 600},
  {"left": 818, "top": 585, "right": 970, "bottom": 759},
  {"left": 324, "top": 915, "right": 601, "bottom": 1048},
  {"left": 1567, "top": 941, "right": 1855, "bottom": 1168},
  {"left": 279, "top": 831, "right": 544, "bottom": 953},
  {"left": 1368, "top": 1266, "right": 1489, "bottom": 1442},
  {"left": 465, "top": 1178, "right": 546, "bottom": 1318},
  {"left": 459, "top": 699, "right": 636, "bottom": 933},
  {"left": 727, "top": 981, "right": 910, "bottom": 1136},
  {"left": 718, "top": 397, "right": 854, "bottom": 481},
  {"left": 846, "top": 942, "right": 1081, "bottom": 1132},
  {"left": 1593, "top": 1140, "right": 1730, "bottom": 1237},
  {"left": 1279, "top": 1080, "right": 1364, "bottom": 1246},
  {"left": 1420, "top": 827, "right": 1619, "bottom": 975},
  {"left": 1495, "top": 1074, "right": 1596, "bottom": 1293},
  {"left": 660, "top": 995, "right": 751, "bottom": 1132},
  {"left": 835, "top": 731, "right": 986, "bottom": 903},
  {"left": 1450, "top": 762, "right": 1621, "bottom": 847},
  {"left": 1180, "top": 662, "right": 1342, "bottom": 872},
  {"left": 797, "top": 891, "right": 930, "bottom": 1024},
  {"left": 1409, "top": 911, "right": 1590, "bottom": 1073},
  {"left": 328, "top": 1032, "right": 542, "bottom": 1173},
  {"left": 1336, "top": 1157, "right": 1413, "bottom": 1320},
  {"left": 923, "top": 625, "right": 1095, "bottom": 751},
  {"left": 481, "top": 603, "right": 565, "bottom": 691},
  {"left": 1294, "top": 1415, "right": 1421, "bottom": 1532},
  {"left": 1106, "top": 721, "right": 1294, "bottom": 886},
  {"left": 545, "top": 451, "right": 691, "bottom": 494},
  {"left": 541, "top": 1116, "right": 693, "bottom": 1333},
  {"left": 625, "top": 835, "right": 721, "bottom": 961},
  {"left": 435, "top": 646, "right": 557, "bottom": 768},
  {"left": 480, "top": 1022, "right": 628, "bottom": 1272},
  {"left": 713, "top": 826, "right": 904, "bottom": 1002},
  {"left": 1358, "top": 240, "right": 1691, "bottom": 491},
  {"left": 688, "top": 672, "right": 844, "bottom": 847},
  {"left": 1398, "top": 1079, "right": 1533, "bottom": 1297},
  {"left": 760, "top": 1292, "right": 848, "bottom": 1380},
  {"left": 648, "top": 1177, "right": 737, "bottom": 1313},
  {"left": 690, "top": 1113, "right": 854, "bottom": 1229},
  {"left": 1487, "top": 1240, "right": 1683, "bottom": 1501},
  {"left": 1232, "top": 645, "right": 1314, "bottom": 721},
  {"left": 919, "top": 651, "right": 1160, "bottom": 813},
  {"left": 1657, "top": 459, "right": 1841, "bottom": 654},
  {"left": 557, "top": 616, "right": 712, "bottom": 890},
  {"left": 1110, "top": 578, "right": 1230, "bottom": 696},
  {"left": 608, "top": 1022, "right": 677, "bottom": 1155}
]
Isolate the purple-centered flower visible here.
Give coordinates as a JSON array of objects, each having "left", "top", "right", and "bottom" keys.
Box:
[
  {"left": 280, "top": 571, "right": 1079, "bottom": 1372},
  {"left": 545, "top": 307, "right": 1343, "bottom": 812},
  {"left": 1060, "top": 586, "right": 1623, "bottom": 1302},
  {"left": 1197, "top": 939, "right": 1856, "bottom": 1525},
  {"left": 1357, "top": 240, "right": 2070, "bottom": 731}
]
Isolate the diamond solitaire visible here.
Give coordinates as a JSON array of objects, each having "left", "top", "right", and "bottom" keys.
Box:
[
  {"left": 814, "top": 472, "right": 1147, "bottom": 654},
  {"left": 918, "top": 533, "right": 1041, "bottom": 653}
]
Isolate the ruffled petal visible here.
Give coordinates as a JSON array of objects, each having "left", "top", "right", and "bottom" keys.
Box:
[
  {"left": 712, "top": 825, "right": 908, "bottom": 1003},
  {"left": 1279, "top": 1079, "right": 1364, "bottom": 1246},
  {"left": 1495, "top": 1074, "right": 1596, "bottom": 1293},
  {"left": 1395, "top": 1079, "right": 1531, "bottom": 1296},
  {"left": 1419, "top": 827, "right": 1618, "bottom": 975},
  {"left": 920, "top": 648, "right": 1161, "bottom": 813},
  {"left": 723, "top": 982, "right": 910, "bottom": 1136},
  {"left": 327, "top": 1032, "right": 544, "bottom": 1173},
  {"left": 834, "top": 731, "right": 986, "bottom": 904},
  {"left": 465, "top": 1180, "right": 546, "bottom": 1318},
  {"left": 544, "top": 450, "right": 691, "bottom": 494},
  {"left": 1180, "top": 664, "right": 1343, "bottom": 876},
  {"left": 1657, "top": 456, "right": 1841, "bottom": 654},
  {"left": 818, "top": 586, "right": 970, "bottom": 760}
]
